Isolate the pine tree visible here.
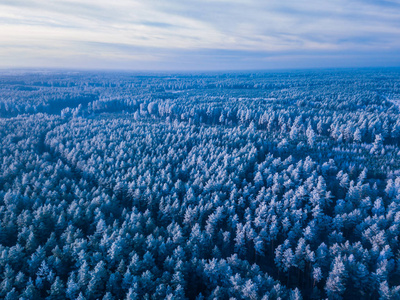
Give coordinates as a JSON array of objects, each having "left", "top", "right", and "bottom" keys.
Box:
[
  {"left": 48, "top": 277, "right": 65, "bottom": 300},
  {"left": 325, "top": 256, "right": 348, "bottom": 299},
  {"left": 87, "top": 261, "right": 107, "bottom": 299}
]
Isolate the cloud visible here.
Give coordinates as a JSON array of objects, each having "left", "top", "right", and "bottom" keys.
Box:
[{"left": 0, "top": 0, "right": 399, "bottom": 69}]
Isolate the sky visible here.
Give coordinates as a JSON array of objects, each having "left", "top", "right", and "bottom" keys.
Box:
[{"left": 0, "top": 0, "right": 400, "bottom": 70}]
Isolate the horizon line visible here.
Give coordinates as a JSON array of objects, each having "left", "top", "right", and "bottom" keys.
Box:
[{"left": 1, "top": 65, "right": 400, "bottom": 75}]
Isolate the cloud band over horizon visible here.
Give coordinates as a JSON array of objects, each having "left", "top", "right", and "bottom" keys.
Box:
[{"left": 1, "top": 0, "right": 400, "bottom": 70}]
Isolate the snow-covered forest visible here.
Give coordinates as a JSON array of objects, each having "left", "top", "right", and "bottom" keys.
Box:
[{"left": 1, "top": 69, "right": 400, "bottom": 299}]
